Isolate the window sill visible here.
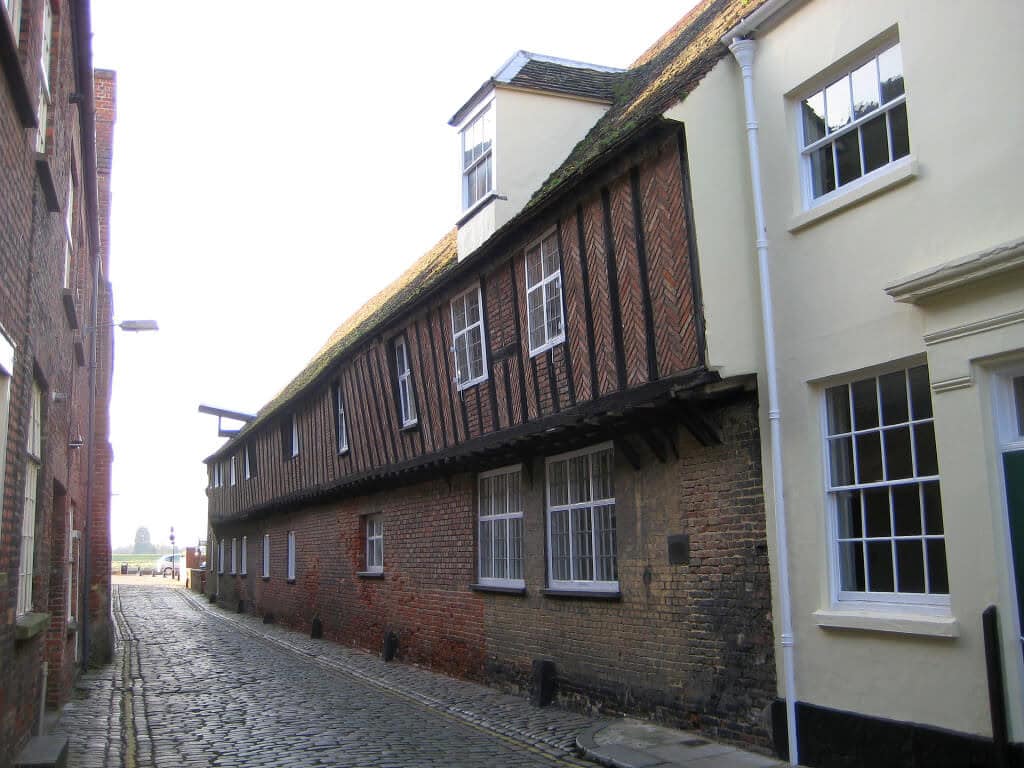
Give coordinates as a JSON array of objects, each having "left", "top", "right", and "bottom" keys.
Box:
[
  {"left": 788, "top": 157, "right": 919, "bottom": 233},
  {"left": 62, "top": 289, "right": 79, "bottom": 330},
  {"left": 357, "top": 571, "right": 384, "bottom": 579},
  {"left": 35, "top": 153, "right": 60, "bottom": 212},
  {"left": 528, "top": 335, "right": 566, "bottom": 360},
  {"left": 0, "top": 15, "right": 35, "bottom": 125},
  {"left": 15, "top": 612, "right": 51, "bottom": 642},
  {"left": 814, "top": 607, "right": 959, "bottom": 638},
  {"left": 542, "top": 588, "right": 621, "bottom": 601},
  {"left": 456, "top": 375, "right": 489, "bottom": 393},
  {"left": 471, "top": 583, "right": 526, "bottom": 595},
  {"left": 399, "top": 420, "right": 419, "bottom": 433},
  {"left": 261, "top": 576, "right": 270, "bottom": 582},
  {"left": 286, "top": 579, "right": 296, "bottom": 585},
  {"left": 456, "top": 191, "right": 500, "bottom": 227},
  {"left": 337, "top": 447, "right": 350, "bottom": 457},
  {"left": 66, "top": 619, "right": 78, "bottom": 635}
]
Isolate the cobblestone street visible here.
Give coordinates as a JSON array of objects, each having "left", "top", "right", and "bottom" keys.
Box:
[{"left": 58, "top": 583, "right": 597, "bottom": 768}]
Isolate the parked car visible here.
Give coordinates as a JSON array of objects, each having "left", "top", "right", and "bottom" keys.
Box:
[{"left": 152, "top": 553, "right": 182, "bottom": 577}]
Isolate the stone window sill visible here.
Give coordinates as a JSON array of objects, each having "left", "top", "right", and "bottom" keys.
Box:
[
  {"left": 470, "top": 583, "right": 526, "bottom": 595},
  {"left": 15, "top": 612, "right": 51, "bottom": 642},
  {"left": 788, "top": 157, "right": 919, "bottom": 233},
  {"left": 357, "top": 571, "right": 384, "bottom": 579},
  {"left": 814, "top": 607, "right": 958, "bottom": 638},
  {"left": 542, "top": 588, "right": 621, "bottom": 601}
]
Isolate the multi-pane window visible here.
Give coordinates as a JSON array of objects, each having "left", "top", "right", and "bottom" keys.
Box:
[
  {"left": 230, "top": 538, "right": 237, "bottom": 575},
  {"left": 281, "top": 413, "right": 299, "bottom": 459},
  {"left": 800, "top": 42, "right": 909, "bottom": 201},
  {"left": 218, "top": 539, "right": 225, "bottom": 574},
  {"left": 35, "top": 0, "right": 52, "bottom": 153},
  {"left": 825, "top": 365, "right": 949, "bottom": 604},
  {"left": 240, "top": 536, "right": 248, "bottom": 576},
  {"left": 478, "top": 466, "right": 524, "bottom": 586},
  {"left": 452, "top": 286, "right": 487, "bottom": 389},
  {"left": 4, "top": 0, "right": 23, "bottom": 44},
  {"left": 547, "top": 444, "right": 618, "bottom": 590},
  {"left": 333, "top": 382, "right": 348, "bottom": 453},
  {"left": 525, "top": 232, "right": 564, "bottom": 355},
  {"left": 244, "top": 443, "right": 256, "bottom": 480},
  {"left": 395, "top": 337, "right": 417, "bottom": 427},
  {"left": 262, "top": 533, "right": 270, "bottom": 578},
  {"left": 17, "top": 383, "right": 42, "bottom": 615},
  {"left": 287, "top": 531, "right": 296, "bottom": 581},
  {"left": 365, "top": 515, "right": 383, "bottom": 574},
  {"left": 461, "top": 104, "right": 494, "bottom": 209},
  {"left": 63, "top": 182, "right": 74, "bottom": 289},
  {"left": 67, "top": 505, "right": 77, "bottom": 622}
]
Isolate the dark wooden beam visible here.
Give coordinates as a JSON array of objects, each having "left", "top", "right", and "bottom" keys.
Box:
[
  {"left": 614, "top": 435, "right": 643, "bottom": 470},
  {"left": 675, "top": 402, "right": 722, "bottom": 447},
  {"left": 639, "top": 429, "right": 667, "bottom": 464}
]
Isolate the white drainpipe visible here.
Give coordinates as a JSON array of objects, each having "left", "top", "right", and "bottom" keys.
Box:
[{"left": 728, "top": 37, "right": 799, "bottom": 766}]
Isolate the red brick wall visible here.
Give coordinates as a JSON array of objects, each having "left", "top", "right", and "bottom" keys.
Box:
[
  {"left": 0, "top": 1, "right": 117, "bottom": 756},
  {"left": 212, "top": 397, "right": 775, "bottom": 749}
]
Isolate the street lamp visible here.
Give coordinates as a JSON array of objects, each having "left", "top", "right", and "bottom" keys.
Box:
[{"left": 81, "top": 317, "right": 158, "bottom": 671}]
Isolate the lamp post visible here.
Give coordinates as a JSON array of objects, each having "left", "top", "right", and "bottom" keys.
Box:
[
  {"left": 80, "top": 317, "right": 158, "bottom": 671},
  {"left": 169, "top": 526, "right": 176, "bottom": 581}
]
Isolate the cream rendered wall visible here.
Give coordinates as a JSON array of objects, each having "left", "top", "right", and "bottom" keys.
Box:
[
  {"left": 663, "top": 60, "right": 762, "bottom": 383},
  {"left": 746, "top": 0, "right": 1024, "bottom": 741},
  {"left": 457, "top": 89, "right": 610, "bottom": 258}
]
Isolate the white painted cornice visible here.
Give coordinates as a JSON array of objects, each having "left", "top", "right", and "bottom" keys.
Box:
[{"left": 885, "top": 235, "right": 1024, "bottom": 304}]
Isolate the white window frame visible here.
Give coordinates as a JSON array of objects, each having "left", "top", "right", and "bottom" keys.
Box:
[
  {"left": 545, "top": 442, "right": 618, "bottom": 593},
  {"left": 262, "top": 533, "right": 270, "bottom": 578},
  {"left": 524, "top": 230, "right": 565, "bottom": 357},
  {"left": 477, "top": 465, "right": 524, "bottom": 588},
  {"left": 822, "top": 364, "right": 949, "bottom": 611},
  {"left": 4, "top": 0, "right": 23, "bottom": 45},
  {"left": 17, "top": 382, "right": 42, "bottom": 615},
  {"left": 218, "top": 539, "right": 225, "bottom": 574},
  {"left": 451, "top": 285, "right": 488, "bottom": 390},
  {"left": 240, "top": 536, "right": 247, "bottom": 576},
  {"left": 63, "top": 182, "right": 74, "bottom": 289},
  {"left": 460, "top": 101, "right": 495, "bottom": 211},
  {"left": 67, "top": 505, "right": 77, "bottom": 623},
  {"left": 0, "top": 334, "right": 12, "bottom": 536},
  {"left": 287, "top": 530, "right": 296, "bottom": 581},
  {"left": 395, "top": 337, "right": 417, "bottom": 427},
  {"left": 244, "top": 443, "right": 254, "bottom": 480},
  {"left": 230, "top": 538, "right": 237, "bottom": 575},
  {"left": 797, "top": 37, "right": 910, "bottom": 209},
  {"left": 334, "top": 382, "right": 348, "bottom": 454},
  {"left": 365, "top": 515, "right": 383, "bottom": 574},
  {"left": 229, "top": 455, "right": 237, "bottom": 486},
  {"left": 34, "top": 0, "right": 52, "bottom": 154}
]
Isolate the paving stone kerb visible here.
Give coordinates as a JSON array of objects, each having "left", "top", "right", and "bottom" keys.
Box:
[{"left": 57, "top": 584, "right": 602, "bottom": 768}]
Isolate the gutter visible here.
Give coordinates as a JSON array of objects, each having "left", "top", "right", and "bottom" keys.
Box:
[{"left": 721, "top": 2, "right": 799, "bottom": 761}]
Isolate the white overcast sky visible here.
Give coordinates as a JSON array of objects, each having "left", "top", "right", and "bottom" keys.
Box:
[{"left": 91, "top": 0, "right": 696, "bottom": 550}]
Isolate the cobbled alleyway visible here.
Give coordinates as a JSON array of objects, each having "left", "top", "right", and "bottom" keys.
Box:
[{"left": 57, "top": 583, "right": 599, "bottom": 768}]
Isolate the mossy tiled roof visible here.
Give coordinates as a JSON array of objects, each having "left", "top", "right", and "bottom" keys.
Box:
[
  {"left": 527, "top": 0, "right": 766, "bottom": 207},
  {"left": 216, "top": 230, "right": 458, "bottom": 449},
  {"left": 208, "top": 0, "right": 764, "bottom": 461}
]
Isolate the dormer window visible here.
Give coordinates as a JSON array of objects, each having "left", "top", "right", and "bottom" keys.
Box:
[{"left": 461, "top": 103, "right": 494, "bottom": 210}]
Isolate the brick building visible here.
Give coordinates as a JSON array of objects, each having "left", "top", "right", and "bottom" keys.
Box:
[
  {"left": 205, "top": 0, "right": 778, "bottom": 751},
  {"left": 0, "top": 0, "right": 116, "bottom": 761}
]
